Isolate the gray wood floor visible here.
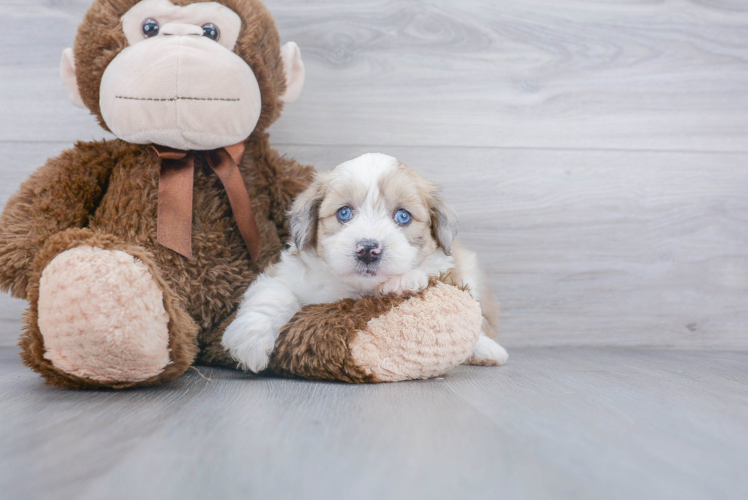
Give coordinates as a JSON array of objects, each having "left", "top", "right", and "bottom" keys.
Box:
[
  {"left": 2, "top": 346, "right": 747, "bottom": 500},
  {"left": 1, "top": 0, "right": 748, "bottom": 498}
]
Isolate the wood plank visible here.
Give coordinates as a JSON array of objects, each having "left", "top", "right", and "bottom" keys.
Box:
[
  {"left": 442, "top": 347, "right": 748, "bottom": 500},
  {"left": 2, "top": 1, "right": 748, "bottom": 151},
  {"left": 0, "top": 1, "right": 110, "bottom": 143},
  {"left": 1, "top": 347, "right": 746, "bottom": 500},
  {"left": 1, "top": 142, "right": 746, "bottom": 348},
  {"left": 268, "top": 0, "right": 748, "bottom": 151}
]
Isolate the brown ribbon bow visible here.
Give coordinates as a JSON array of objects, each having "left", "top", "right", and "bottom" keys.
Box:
[{"left": 153, "top": 143, "right": 261, "bottom": 262}]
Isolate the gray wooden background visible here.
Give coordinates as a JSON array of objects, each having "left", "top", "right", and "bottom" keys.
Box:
[
  {"left": 1, "top": 0, "right": 747, "bottom": 350},
  {"left": 2, "top": 2, "right": 748, "bottom": 499}
]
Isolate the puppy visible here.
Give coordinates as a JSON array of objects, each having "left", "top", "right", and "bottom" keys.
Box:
[{"left": 222, "top": 153, "right": 508, "bottom": 373}]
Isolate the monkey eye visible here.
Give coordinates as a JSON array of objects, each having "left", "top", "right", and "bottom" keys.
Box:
[
  {"left": 202, "top": 23, "right": 220, "bottom": 41},
  {"left": 141, "top": 19, "right": 160, "bottom": 38}
]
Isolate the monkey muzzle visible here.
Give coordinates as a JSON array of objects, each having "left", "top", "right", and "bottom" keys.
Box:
[{"left": 99, "top": 32, "right": 261, "bottom": 151}]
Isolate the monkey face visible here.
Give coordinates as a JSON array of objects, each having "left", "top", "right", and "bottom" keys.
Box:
[
  {"left": 100, "top": 0, "right": 260, "bottom": 150},
  {"left": 61, "top": 0, "right": 305, "bottom": 151}
]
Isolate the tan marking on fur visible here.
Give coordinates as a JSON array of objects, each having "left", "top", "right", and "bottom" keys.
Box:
[
  {"left": 376, "top": 164, "right": 439, "bottom": 258},
  {"left": 479, "top": 286, "right": 500, "bottom": 338},
  {"left": 379, "top": 163, "right": 435, "bottom": 223},
  {"left": 442, "top": 242, "right": 500, "bottom": 338},
  {"left": 312, "top": 171, "right": 371, "bottom": 255},
  {"left": 318, "top": 178, "right": 369, "bottom": 220},
  {"left": 288, "top": 171, "right": 330, "bottom": 251},
  {"left": 381, "top": 161, "right": 458, "bottom": 256}
]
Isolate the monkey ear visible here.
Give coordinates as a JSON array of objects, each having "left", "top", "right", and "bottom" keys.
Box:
[
  {"left": 60, "top": 48, "right": 86, "bottom": 109},
  {"left": 430, "top": 195, "right": 459, "bottom": 256},
  {"left": 279, "top": 42, "right": 305, "bottom": 103}
]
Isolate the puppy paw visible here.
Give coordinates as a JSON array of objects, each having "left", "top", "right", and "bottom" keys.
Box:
[
  {"left": 464, "top": 335, "right": 509, "bottom": 366},
  {"left": 221, "top": 314, "right": 278, "bottom": 373},
  {"left": 378, "top": 269, "right": 430, "bottom": 296}
]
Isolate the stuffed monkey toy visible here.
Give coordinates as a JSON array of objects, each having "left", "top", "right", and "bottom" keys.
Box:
[{"left": 0, "top": 0, "right": 482, "bottom": 389}]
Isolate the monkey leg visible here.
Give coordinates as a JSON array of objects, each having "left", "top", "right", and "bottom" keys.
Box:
[
  {"left": 267, "top": 278, "right": 482, "bottom": 383},
  {"left": 20, "top": 229, "right": 198, "bottom": 389}
]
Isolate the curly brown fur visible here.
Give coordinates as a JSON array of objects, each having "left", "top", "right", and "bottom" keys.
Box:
[
  {"left": 197, "top": 310, "right": 239, "bottom": 367},
  {"left": 0, "top": 141, "right": 115, "bottom": 299},
  {"left": 0, "top": 133, "right": 312, "bottom": 387}
]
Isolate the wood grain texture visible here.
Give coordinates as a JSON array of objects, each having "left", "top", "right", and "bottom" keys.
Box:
[
  {"left": 1, "top": 142, "right": 747, "bottom": 348},
  {"left": 272, "top": 144, "right": 748, "bottom": 349},
  {"left": 0, "top": 143, "right": 69, "bottom": 347},
  {"left": 1, "top": 346, "right": 746, "bottom": 500},
  {"left": 2, "top": 0, "right": 748, "bottom": 151},
  {"left": 2, "top": 2, "right": 747, "bottom": 499}
]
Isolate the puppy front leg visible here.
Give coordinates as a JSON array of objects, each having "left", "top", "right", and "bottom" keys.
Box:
[
  {"left": 464, "top": 333, "right": 509, "bottom": 366},
  {"left": 377, "top": 268, "right": 430, "bottom": 296},
  {"left": 222, "top": 275, "right": 302, "bottom": 373}
]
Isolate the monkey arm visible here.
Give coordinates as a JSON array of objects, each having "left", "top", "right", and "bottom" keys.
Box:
[
  {"left": 268, "top": 278, "right": 483, "bottom": 382},
  {"left": 0, "top": 142, "right": 114, "bottom": 299}
]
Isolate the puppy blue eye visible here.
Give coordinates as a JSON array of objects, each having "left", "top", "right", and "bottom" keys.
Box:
[
  {"left": 337, "top": 206, "right": 353, "bottom": 222},
  {"left": 394, "top": 209, "right": 411, "bottom": 225}
]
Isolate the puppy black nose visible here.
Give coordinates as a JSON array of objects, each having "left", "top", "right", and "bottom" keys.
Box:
[{"left": 356, "top": 239, "right": 382, "bottom": 264}]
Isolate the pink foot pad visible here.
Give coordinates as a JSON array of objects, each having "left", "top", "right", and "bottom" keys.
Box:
[{"left": 38, "top": 246, "right": 171, "bottom": 383}]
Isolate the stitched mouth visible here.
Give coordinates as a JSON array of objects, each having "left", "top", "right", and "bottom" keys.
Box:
[{"left": 115, "top": 96, "right": 240, "bottom": 102}]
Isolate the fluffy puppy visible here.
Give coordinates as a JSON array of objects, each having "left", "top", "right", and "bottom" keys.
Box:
[{"left": 222, "top": 153, "right": 508, "bottom": 373}]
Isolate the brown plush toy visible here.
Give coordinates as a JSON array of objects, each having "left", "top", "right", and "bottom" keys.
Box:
[{"left": 0, "top": 0, "right": 482, "bottom": 389}]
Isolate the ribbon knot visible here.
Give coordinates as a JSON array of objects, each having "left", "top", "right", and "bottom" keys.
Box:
[{"left": 153, "top": 143, "right": 261, "bottom": 262}]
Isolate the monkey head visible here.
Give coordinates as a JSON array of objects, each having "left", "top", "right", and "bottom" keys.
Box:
[{"left": 61, "top": 0, "right": 304, "bottom": 150}]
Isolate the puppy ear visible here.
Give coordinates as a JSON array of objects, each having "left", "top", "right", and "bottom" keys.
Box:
[
  {"left": 288, "top": 174, "right": 327, "bottom": 250},
  {"left": 430, "top": 195, "right": 459, "bottom": 256}
]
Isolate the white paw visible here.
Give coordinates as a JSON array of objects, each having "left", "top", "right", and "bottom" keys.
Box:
[
  {"left": 221, "top": 313, "right": 278, "bottom": 373},
  {"left": 378, "top": 269, "right": 430, "bottom": 296},
  {"left": 464, "top": 335, "right": 509, "bottom": 366}
]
